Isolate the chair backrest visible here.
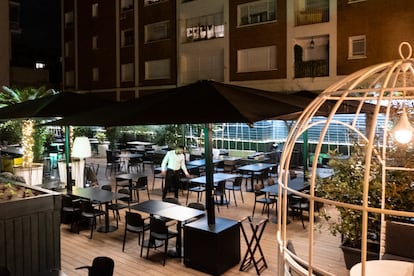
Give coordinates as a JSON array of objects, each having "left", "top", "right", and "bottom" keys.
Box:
[
  {"left": 150, "top": 217, "right": 168, "bottom": 235},
  {"left": 62, "top": 194, "right": 76, "bottom": 208},
  {"left": 233, "top": 176, "right": 243, "bottom": 187},
  {"left": 215, "top": 180, "right": 226, "bottom": 193},
  {"left": 125, "top": 211, "right": 145, "bottom": 228},
  {"left": 101, "top": 185, "right": 112, "bottom": 191},
  {"left": 79, "top": 199, "right": 94, "bottom": 213},
  {"left": 187, "top": 202, "right": 205, "bottom": 211},
  {"left": 90, "top": 256, "right": 114, "bottom": 276},
  {"left": 136, "top": 176, "right": 148, "bottom": 188}
]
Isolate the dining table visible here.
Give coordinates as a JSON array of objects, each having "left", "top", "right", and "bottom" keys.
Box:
[
  {"left": 237, "top": 162, "right": 275, "bottom": 192},
  {"left": 186, "top": 158, "right": 223, "bottom": 168},
  {"left": 190, "top": 173, "right": 237, "bottom": 205},
  {"left": 68, "top": 187, "right": 128, "bottom": 233},
  {"left": 131, "top": 200, "right": 205, "bottom": 260},
  {"left": 118, "top": 152, "right": 144, "bottom": 172}
]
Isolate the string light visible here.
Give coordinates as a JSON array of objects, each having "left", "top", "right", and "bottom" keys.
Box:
[{"left": 22, "top": 119, "right": 34, "bottom": 167}]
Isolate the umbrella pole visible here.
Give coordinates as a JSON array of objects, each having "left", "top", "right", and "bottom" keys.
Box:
[
  {"left": 204, "top": 123, "right": 215, "bottom": 225},
  {"left": 64, "top": 126, "right": 72, "bottom": 191}
]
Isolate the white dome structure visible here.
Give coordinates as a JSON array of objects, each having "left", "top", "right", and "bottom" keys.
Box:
[{"left": 278, "top": 42, "right": 414, "bottom": 275}]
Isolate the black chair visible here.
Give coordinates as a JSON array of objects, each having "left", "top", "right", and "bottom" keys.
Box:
[
  {"left": 76, "top": 256, "right": 114, "bottom": 276},
  {"left": 225, "top": 176, "right": 244, "bottom": 206},
  {"left": 105, "top": 150, "right": 122, "bottom": 176},
  {"left": 128, "top": 156, "right": 143, "bottom": 173},
  {"left": 185, "top": 181, "right": 206, "bottom": 205},
  {"left": 187, "top": 202, "right": 205, "bottom": 211},
  {"left": 146, "top": 217, "right": 178, "bottom": 266},
  {"left": 288, "top": 193, "right": 310, "bottom": 229},
  {"left": 162, "top": 197, "right": 180, "bottom": 205},
  {"left": 101, "top": 185, "right": 128, "bottom": 228},
  {"left": 132, "top": 176, "right": 150, "bottom": 202},
  {"left": 122, "top": 211, "right": 150, "bottom": 257},
  {"left": 152, "top": 167, "right": 165, "bottom": 190},
  {"left": 214, "top": 180, "right": 229, "bottom": 212},
  {"left": 78, "top": 199, "right": 106, "bottom": 239},
  {"left": 61, "top": 194, "right": 81, "bottom": 232},
  {"left": 252, "top": 183, "right": 276, "bottom": 218}
]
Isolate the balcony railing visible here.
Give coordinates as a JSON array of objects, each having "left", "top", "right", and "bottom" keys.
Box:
[
  {"left": 295, "top": 59, "right": 329, "bottom": 78},
  {"left": 295, "top": 7, "right": 329, "bottom": 26}
]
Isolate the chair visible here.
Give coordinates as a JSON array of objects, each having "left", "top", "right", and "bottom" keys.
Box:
[
  {"left": 75, "top": 256, "right": 114, "bottom": 276},
  {"left": 131, "top": 176, "right": 150, "bottom": 202},
  {"left": 252, "top": 183, "right": 276, "bottom": 218},
  {"left": 214, "top": 180, "right": 229, "bottom": 212},
  {"left": 78, "top": 199, "right": 106, "bottom": 239},
  {"left": 122, "top": 211, "right": 150, "bottom": 257},
  {"left": 101, "top": 184, "right": 128, "bottom": 227},
  {"left": 152, "top": 166, "right": 165, "bottom": 190},
  {"left": 61, "top": 194, "right": 81, "bottom": 233},
  {"left": 128, "top": 156, "right": 143, "bottom": 173},
  {"left": 185, "top": 181, "right": 206, "bottom": 205},
  {"left": 105, "top": 150, "right": 122, "bottom": 176},
  {"left": 288, "top": 192, "right": 310, "bottom": 229},
  {"left": 225, "top": 176, "right": 244, "bottom": 206},
  {"left": 85, "top": 163, "right": 99, "bottom": 187},
  {"left": 187, "top": 202, "right": 205, "bottom": 211},
  {"left": 146, "top": 217, "right": 178, "bottom": 266},
  {"left": 162, "top": 197, "right": 180, "bottom": 205}
]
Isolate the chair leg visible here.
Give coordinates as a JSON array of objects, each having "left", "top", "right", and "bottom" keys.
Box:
[
  {"left": 140, "top": 232, "right": 145, "bottom": 257},
  {"left": 163, "top": 240, "right": 168, "bottom": 266},
  {"left": 122, "top": 228, "right": 127, "bottom": 252}
]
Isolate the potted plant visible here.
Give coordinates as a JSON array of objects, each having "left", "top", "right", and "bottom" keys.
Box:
[
  {"left": 95, "top": 132, "right": 108, "bottom": 157},
  {"left": 315, "top": 141, "right": 414, "bottom": 269}
]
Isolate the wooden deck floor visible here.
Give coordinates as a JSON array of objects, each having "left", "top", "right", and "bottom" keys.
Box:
[{"left": 59, "top": 157, "right": 349, "bottom": 276}]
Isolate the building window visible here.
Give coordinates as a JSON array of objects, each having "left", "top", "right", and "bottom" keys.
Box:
[
  {"left": 237, "top": 46, "right": 277, "bottom": 73},
  {"left": 145, "top": 21, "right": 170, "bottom": 43},
  {"left": 238, "top": 0, "right": 276, "bottom": 26},
  {"left": 121, "top": 0, "right": 133, "bottom": 11},
  {"left": 144, "top": 0, "right": 167, "bottom": 6},
  {"left": 35, "top": 62, "right": 45, "bottom": 69},
  {"left": 145, "top": 59, "right": 170, "bottom": 80},
  {"left": 348, "top": 35, "right": 366, "bottom": 59},
  {"left": 92, "top": 3, "right": 98, "bottom": 18},
  {"left": 65, "top": 71, "right": 74, "bottom": 86},
  {"left": 121, "top": 63, "right": 134, "bottom": 82},
  {"left": 121, "top": 29, "right": 134, "bottom": 47},
  {"left": 185, "top": 13, "right": 224, "bottom": 43},
  {"left": 64, "top": 11, "right": 74, "bottom": 28},
  {"left": 65, "top": 41, "right": 74, "bottom": 57},
  {"left": 92, "top": 67, "right": 99, "bottom": 81},
  {"left": 92, "top": 36, "right": 98, "bottom": 50}
]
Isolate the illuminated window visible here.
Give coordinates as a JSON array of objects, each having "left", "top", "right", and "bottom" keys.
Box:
[
  {"left": 238, "top": 0, "right": 276, "bottom": 26},
  {"left": 92, "top": 36, "right": 98, "bottom": 50},
  {"left": 64, "top": 11, "right": 73, "bottom": 27},
  {"left": 92, "top": 3, "right": 98, "bottom": 18},
  {"left": 35, "top": 63, "right": 45, "bottom": 69},
  {"left": 121, "top": 63, "right": 134, "bottom": 82},
  {"left": 65, "top": 41, "right": 74, "bottom": 57},
  {"left": 145, "top": 21, "right": 170, "bottom": 43},
  {"left": 121, "top": 0, "right": 133, "bottom": 10},
  {"left": 237, "top": 46, "right": 277, "bottom": 73},
  {"left": 185, "top": 13, "right": 224, "bottom": 42},
  {"left": 65, "top": 71, "right": 74, "bottom": 86},
  {"left": 92, "top": 67, "right": 99, "bottom": 81}
]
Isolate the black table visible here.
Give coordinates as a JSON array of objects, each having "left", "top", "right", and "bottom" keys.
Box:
[
  {"left": 68, "top": 187, "right": 126, "bottom": 233},
  {"left": 187, "top": 158, "right": 222, "bottom": 168},
  {"left": 260, "top": 178, "right": 309, "bottom": 223},
  {"left": 190, "top": 173, "right": 237, "bottom": 205},
  {"left": 132, "top": 200, "right": 204, "bottom": 259},
  {"left": 237, "top": 163, "right": 274, "bottom": 192}
]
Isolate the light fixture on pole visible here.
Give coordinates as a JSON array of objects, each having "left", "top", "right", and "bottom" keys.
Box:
[
  {"left": 309, "top": 37, "right": 315, "bottom": 49},
  {"left": 71, "top": 136, "right": 92, "bottom": 187}
]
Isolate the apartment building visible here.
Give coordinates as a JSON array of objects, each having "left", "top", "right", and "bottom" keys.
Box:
[{"left": 61, "top": 0, "right": 414, "bottom": 100}]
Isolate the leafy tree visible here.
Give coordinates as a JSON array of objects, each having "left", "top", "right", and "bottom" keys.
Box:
[{"left": 0, "top": 86, "right": 57, "bottom": 167}]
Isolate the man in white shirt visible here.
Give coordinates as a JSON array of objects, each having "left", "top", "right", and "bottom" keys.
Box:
[{"left": 161, "top": 145, "right": 190, "bottom": 199}]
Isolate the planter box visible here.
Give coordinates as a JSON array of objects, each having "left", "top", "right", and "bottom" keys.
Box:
[
  {"left": 184, "top": 217, "right": 240, "bottom": 275},
  {"left": 0, "top": 180, "right": 61, "bottom": 275},
  {"left": 340, "top": 243, "right": 379, "bottom": 269}
]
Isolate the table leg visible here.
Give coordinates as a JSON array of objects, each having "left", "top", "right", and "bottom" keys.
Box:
[{"left": 97, "top": 202, "right": 118, "bottom": 233}]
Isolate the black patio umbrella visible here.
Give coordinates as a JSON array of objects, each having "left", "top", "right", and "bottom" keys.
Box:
[
  {"left": 0, "top": 91, "right": 114, "bottom": 187},
  {"left": 46, "top": 80, "right": 314, "bottom": 224}
]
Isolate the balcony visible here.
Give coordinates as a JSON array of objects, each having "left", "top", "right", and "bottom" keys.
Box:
[
  {"left": 295, "top": 59, "right": 329, "bottom": 78},
  {"left": 295, "top": 7, "right": 329, "bottom": 26}
]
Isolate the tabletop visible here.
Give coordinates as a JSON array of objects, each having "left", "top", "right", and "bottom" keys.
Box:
[
  {"left": 187, "top": 159, "right": 222, "bottom": 167},
  {"left": 131, "top": 199, "right": 176, "bottom": 213},
  {"left": 350, "top": 260, "right": 414, "bottom": 276},
  {"left": 190, "top": 173, "right": 237, "bottom": 185},
  {"left": 68, "top": 187, "right": 122, "bottom": 203},
  {"left": 237, "top": 162, "right": 274, "bottom": 172},
  {"left": 118, "top": 153, "right": 144, "bottom": 159},
  {"left": 261, "top": 178, "right": 309, "bottom": 195},
  {"left": 154, "top": 205, "right": 205, "bottom": 222},
  {"left": 116, "top": 173, "right": 146, "bottom": 181}
]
